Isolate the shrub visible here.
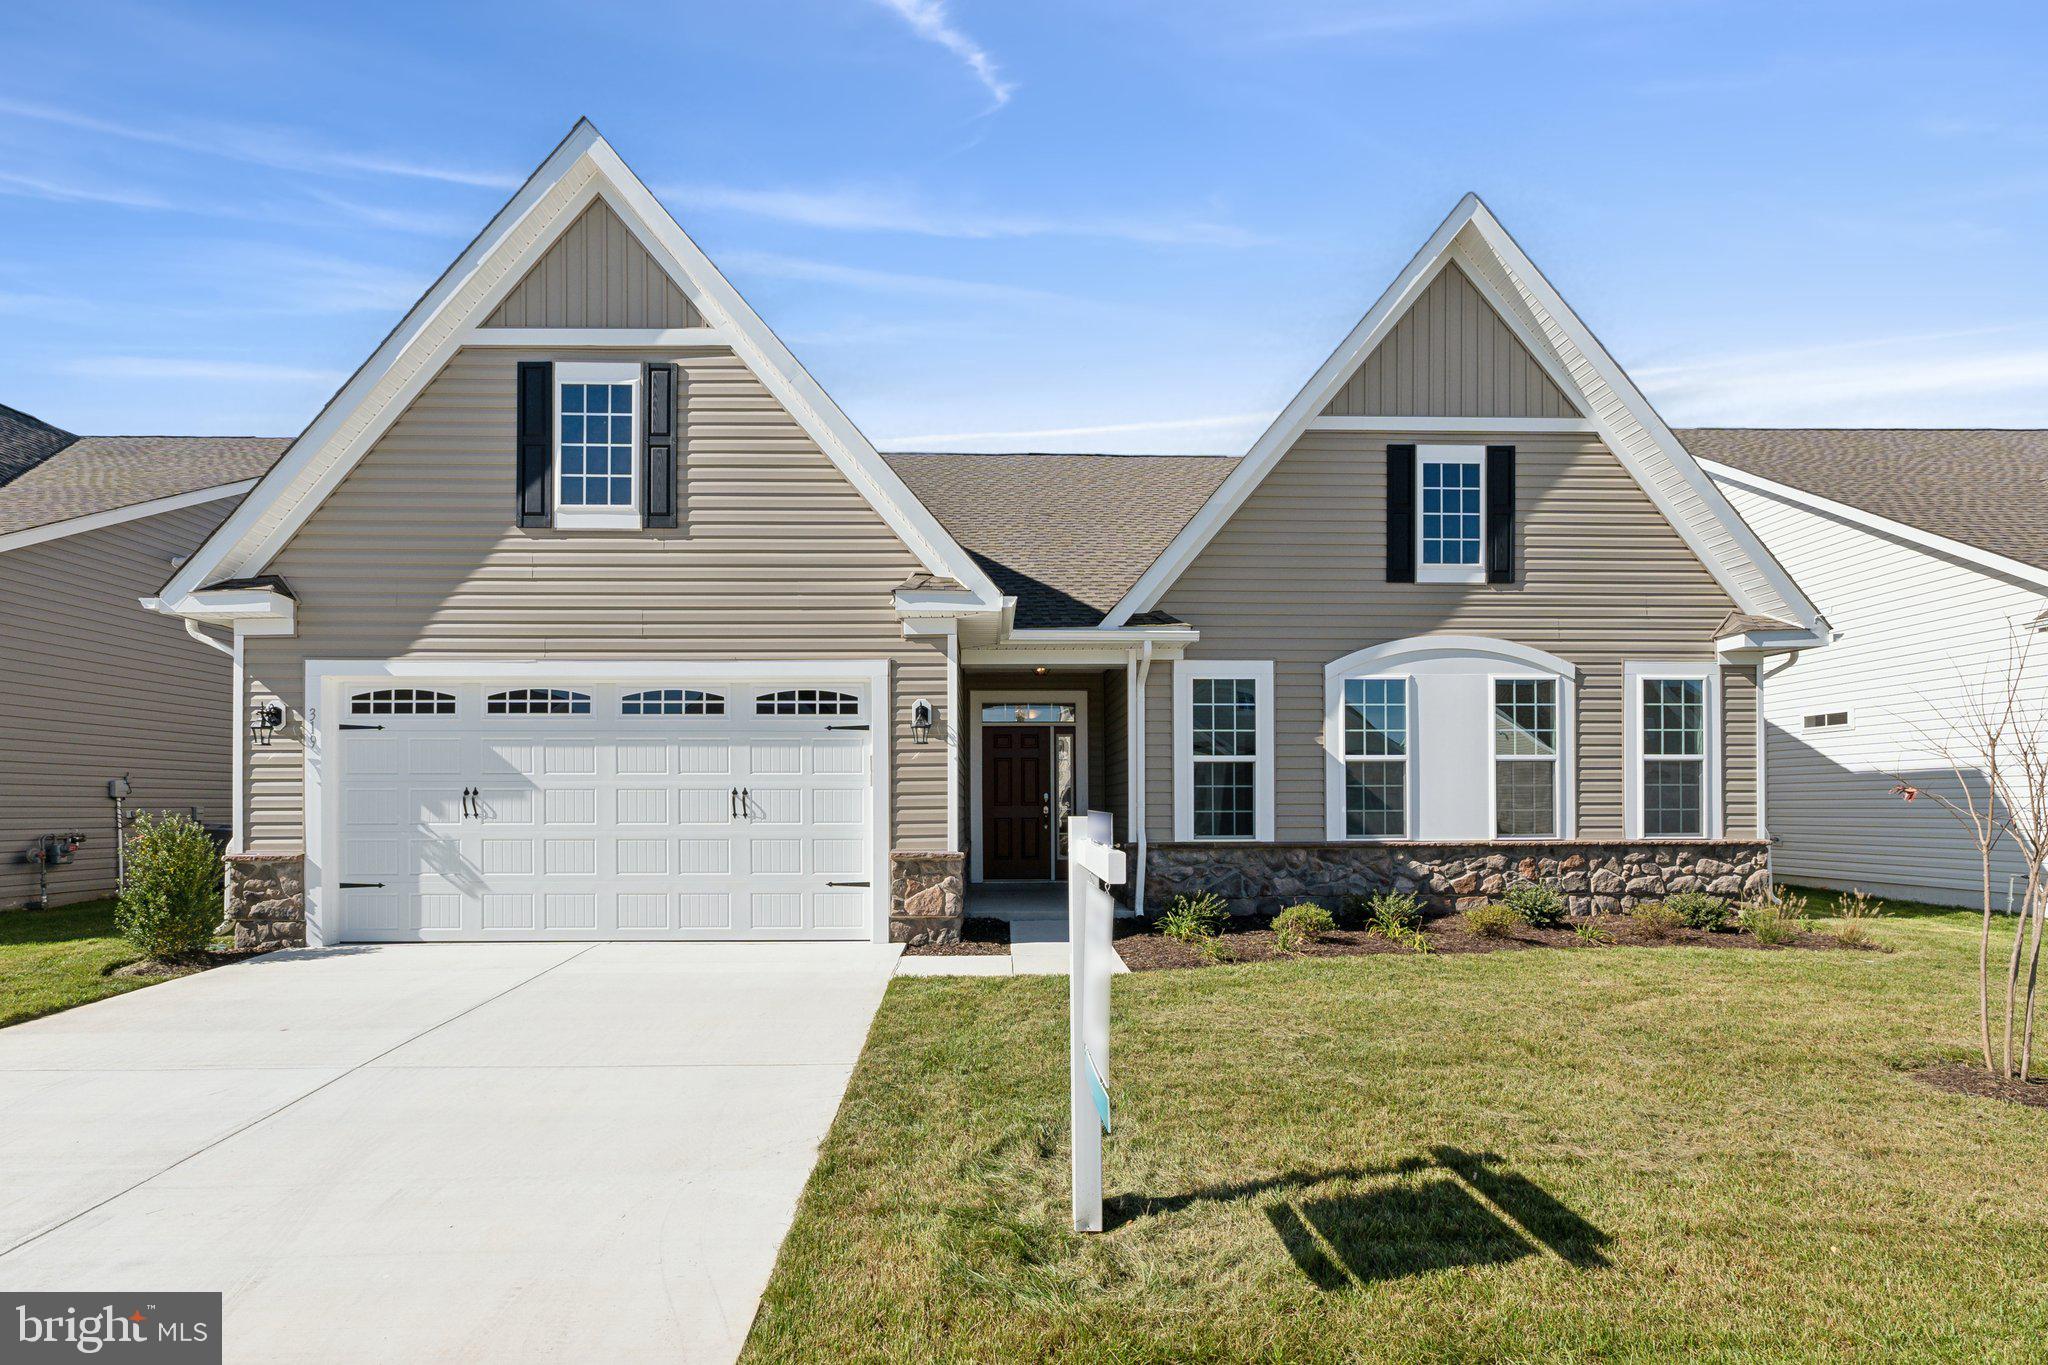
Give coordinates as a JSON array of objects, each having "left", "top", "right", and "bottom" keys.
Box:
[
  {"left": 1462, "top": 902, "right": 1525, "bottom": 939},
  {"left": 1501, "top": 880, "right": 1567, "bottom": 929},
  {"left": 1159, "top": 892, "right": 1228, "bottom": 944},
  {"left": 1574, "top": 922, "right": 1615, "bottom": 946},
  {"left": 1832, "top": 888, "right": 1887, "bottom": 947},
  {"left": 1360, "top": 889, "right": 1423, "bottom": 936},
  {"left": 1197, "top": 936, "right": 1236, "bottom": 965},
  {"left": 1665, "top": 890, "right": 1733, "bottom": 932},
  {"left": 1272, "top": 902, "right": 1336, "bottom": 953},
  {"left": 1740, "top": 899, "right": 1800, "bottom": 946},
  {"left": 1628, "top": 901, "right": 1685, "bottom": 939},
  {"left": 115, "top": 811, "right": 223, "bottom": 960}
]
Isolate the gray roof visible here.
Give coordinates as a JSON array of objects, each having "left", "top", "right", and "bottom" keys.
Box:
[
  {"left": 0, "top": 417, "right": 289, "bottom": 538},
  {"left": 1684, "top": 428, "right": 2048, "bottom": 576},
  {"left": 0, "top": 403, "right": 77, "bottom": 488},
  {"left": 886, "top": 453, "right": 1239, "bottom": 627}
]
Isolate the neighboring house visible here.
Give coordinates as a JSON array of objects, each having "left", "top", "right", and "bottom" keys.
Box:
[
  {"left": 0, "top": 403, "right": 286, "bottom": 909},
  {"left": 1699, "top": 432, "right": 2048, "bottom": 907},
  {"left": 150, "top": 121, "right": 1830, "bottom": 950}
]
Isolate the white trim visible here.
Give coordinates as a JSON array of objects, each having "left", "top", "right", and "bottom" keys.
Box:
[
  {"left": 944, "top": 628, "right": 961, "bottom": 853},
  {"left": 1103, "top": 195, "right": 1823, "bottom": 633},
  {"left": 1415, "top": 443, "right": 1488, "bottom": 584},
  {"left": 1310, "top": 415, "right": 1594, "bottom": 434},
  {"left": 1703, "top": 457, "right": 2048, "bottom": 594},
  {"left": 1623, "top": 661, "right": 1721, "bottom": 840},
  {"left": 967, "top": 689, "right": 1090, "bottom": 883},
  {"left": 551, "top": 360, "right": 641, "bottom": 530},
  {"left": 159, "top": 122, "right": 1002, "bottom": 614},
  {"left": 1172, "top": 660, "right": 1275, "bottom": 843},
  {"left": 300, "top": 657, "right": 892, "bottom": 947},
  {"left": 0, "top": 481, "right": 255, "bottom": 556},
  {"left": 462, "top": 326, "right": 728, "bottom": 347},
  {"left": 1324, "top": 635, "right": 1580, "bottom": 679}
]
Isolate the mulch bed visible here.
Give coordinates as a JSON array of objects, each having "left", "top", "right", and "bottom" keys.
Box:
[
  {"left": 108, "top": 947, "right": 265, "bottom": 980},
  {"left": 1914, "top": 1062, "right": 2048, "bottom": 1110},
  {"left": 1113, "top": 911, "right": 1871, "bottom": 972},
  {"left": 900, "top": 917, "right": 1012, "bottom": 957}
]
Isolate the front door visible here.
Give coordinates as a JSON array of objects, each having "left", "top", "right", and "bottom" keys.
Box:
[{"left": 983, "top": 727, "right": 1050, "bottom": 879}]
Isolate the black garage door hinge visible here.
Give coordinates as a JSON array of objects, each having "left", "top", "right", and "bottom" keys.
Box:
[
  {"left": 827, "top": 881, "right": 871, "bottom": 888},
  {"left": 825, "top": 723, "right": 869, "bottom": 731},
  {"left": 339, "top": 723, "right": 385, "bottom": 731},
  {"left": 339, "top": 881, "right": 385, "bottom": 889}
]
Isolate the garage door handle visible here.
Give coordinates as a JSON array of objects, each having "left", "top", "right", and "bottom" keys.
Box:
[
  {"left": 827, "top": 881, "right": 870, "bottom": 888},
  {"left": 730, "top": 786, "right": 739, "bottom": 818},
  {"left": 340, "top": 881, "right": 385, "bottom": 889}
]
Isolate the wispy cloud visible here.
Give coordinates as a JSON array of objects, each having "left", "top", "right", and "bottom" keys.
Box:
[
  {"left": 667, "top": 182, "right": 1261, "bottom": 247},
  {"left": 721, "top": 249, "right": 1078, "bottom": 306},
  {"left": 0, "top": 97, "right": 519, "bottom": 188},
  {"left": 0, "top": 169, "right": 176, "bottom": 211},
  {"left": 68, "top": 357, "right": 348, "bottom": 385},
  {"left": 870, "top": 0, "right": 1015, "bottom": 107},
  {"left": 876, "top": 411, "right": 1269, "bottom": 447}
]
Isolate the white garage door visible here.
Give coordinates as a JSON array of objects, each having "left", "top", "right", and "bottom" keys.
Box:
[{"left": 332, "top": 680, "right": 874, "bottom": 941}]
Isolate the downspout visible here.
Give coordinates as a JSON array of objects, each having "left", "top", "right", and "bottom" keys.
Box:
[
  {"left": 1754, "top": 660, "right": 1768, "bottom": 842},
  {"left": 184, "top": 618, "right": 233, "bottom": 657},
  {"left": 1131, "top": 640, "right": 1154, "bottom": 917}
]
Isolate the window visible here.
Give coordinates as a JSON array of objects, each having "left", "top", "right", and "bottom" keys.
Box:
[
  {"left": 1639, "top": 676, "right": 1706, "bottom": 836},
  {"left": 755, "top": 688, "right": 859, "bottom": 717},
  {"left": 1342, "top": 677, "right": 1408, "bottom": 838},
  {"left": 622, "top": 688, "right": 724, "bottom": 716},
  {"left": 349, "top": 687, "right": 454, "bottom": 716},
  {"left": 555, "top": 362, "right": 638, "bottom": 528},
  {"left": 486, "top": 687, "right": 591, "bottom": 716},
  {"left": 1493, "top": 678, "right": 1558, "bottom": 838},
  {"left": 1175, "top": 662, "right": 1273, "bottom": 842},
  {"left": 980, "top": 702, "right": 1077, "bottom": 724},
  {"left": 1802, "top": 710, "right": 1849, "bottom": 731},
  {"left": 1417, "top": 445, "right": 1484, "bottom": 583}
]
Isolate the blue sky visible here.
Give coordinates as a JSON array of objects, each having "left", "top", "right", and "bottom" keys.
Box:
[{"left": 2, "top": 0, "right": 2045, "bottom": 451}]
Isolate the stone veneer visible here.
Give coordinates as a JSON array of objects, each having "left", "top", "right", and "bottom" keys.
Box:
[
  {"left": 890, "top": 850, "right": 965, "bottom": 945},
  {"left": 1146, "top": 841, "right": 1772, "bottom": 918},
  {"left": 224, "top": 851, "right": 306, "bottom": 950}
]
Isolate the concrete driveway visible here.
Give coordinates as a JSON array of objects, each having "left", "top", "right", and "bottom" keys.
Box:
[{"left": 0, "top": 941, "right": 900, "bottom": 1363}]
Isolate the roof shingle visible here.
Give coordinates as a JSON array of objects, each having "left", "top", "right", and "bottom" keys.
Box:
[{"left": 0, "top": 433, "right": 290, "bottom": 537}]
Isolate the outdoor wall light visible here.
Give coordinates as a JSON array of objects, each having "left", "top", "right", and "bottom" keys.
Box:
[
  {"left": 250, "top": 702, "right": 286, "bottom": 747},
  {"left": 910, "top": 698, "right": 934, "bottom": 744}
]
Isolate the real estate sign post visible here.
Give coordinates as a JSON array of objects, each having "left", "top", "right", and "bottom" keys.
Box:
[{"left": 1069, "top": 810, "right": 1123, "bottom": 1233}]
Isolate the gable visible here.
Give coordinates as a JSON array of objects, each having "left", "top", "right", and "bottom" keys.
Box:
[
  {"left": 1322, "top": 262, "right": 1578, "bottom": 420},
  {"left": 484, "top": 198, "right": 703, "bottom": 329}
]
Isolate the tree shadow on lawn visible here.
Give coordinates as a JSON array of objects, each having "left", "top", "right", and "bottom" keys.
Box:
[{"left": 1110, "top": 1146, "right": 1610, "bottom": 1290}]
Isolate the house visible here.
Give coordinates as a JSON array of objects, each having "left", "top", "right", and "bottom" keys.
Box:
[
  {"left": 0, "top": 403, "right": 285, "bottom": 909},
  {"left": 1699, "top": 432, "right": 2048, "bottom": 907},
  {"left": 148, "top": 121, "right": 1829, "bottom": 950}
]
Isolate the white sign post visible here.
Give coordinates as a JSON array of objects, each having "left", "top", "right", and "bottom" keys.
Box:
[{"left": 1069, "top": 809, "right": 1124, "bottom": 1233}]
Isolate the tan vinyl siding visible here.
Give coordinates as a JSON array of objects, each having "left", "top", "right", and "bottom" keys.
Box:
[
  {"left": 1322, "top": 262, "right": 1579, "bottom": 419},
  {"left": 1, "top": 501, "right": 237, "bottom": 908},
  {"left": 241, "top": 344, "right": 944, "bottom": 853},
  {"left": 483, "top": 199, "right": 704, "bottom": 329},
  {"left": 1148, "top": 428, "right": 1747, "bottom": 841}
]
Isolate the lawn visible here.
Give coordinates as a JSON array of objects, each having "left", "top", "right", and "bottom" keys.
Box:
[
  {"left": 746, "top": 895, "right": 2048, "bottom": 1362},
  {"left": 0, "top": 899, "right": 154, "bottom": 1028}
]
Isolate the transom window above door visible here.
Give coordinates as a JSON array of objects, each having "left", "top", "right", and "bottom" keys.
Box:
[
  {"left": 555, "top": 361, "right": 639, "bottom": 529},
  {"left": 1418, "top": 445, "right": 1484, "bottom": 582},
  {"left": 981, "top": 702, "right": 1077, "bottom": 724}
]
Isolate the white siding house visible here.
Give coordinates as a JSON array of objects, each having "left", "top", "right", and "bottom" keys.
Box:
[{"left": 1705, "top": 450, "right": 2047, "bottom": 907}]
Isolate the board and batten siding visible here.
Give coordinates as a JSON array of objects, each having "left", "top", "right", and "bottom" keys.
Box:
[
  {"left": 1, "top": 500, "right": 238, "bottom": 908},
  {"left": 1322, "top": 262, "right": 1581, "bottom": 420},
  {"left": 1720, "top": 479, "right": 2043, "bottom": 906},
  {"left": 482, "top": 198, "right": 704, "bottom": 330},
  {"left": 240, "top": 344, "right": 948, "bottom": 855},
  {"left": 1147, "top": 428, "right": 1753, "bottom": 842}
]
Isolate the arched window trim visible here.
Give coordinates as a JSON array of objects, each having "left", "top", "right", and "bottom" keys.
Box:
[
  {"left": 754, "top": 688, "right": 860, "bottom": 717},
  {"left": 485, "top": 687, "right": 592, "bottom": 716},
  {"left": 349, "top": 687, "right": 456, "bottom": 717},
  {"left": 621, "top": 688, "right": 725, "bottom": 717}
]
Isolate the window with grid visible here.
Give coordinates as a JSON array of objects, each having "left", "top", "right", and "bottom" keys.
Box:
[
  {"left": 1191, "top": 677, "right": 1258, "bottom": 839},
  {"left": 621, "top": 688, "right": 724, "bottom": 716},
  {"left": 1342, "top": 677, "right": 1408, "bottom": 838},
  {"left": 558, "top": 377, "right": 635, "bottom": 510},
  {"left": 348, "top": 687, "right": 455, "bottom": 716},
  {"left": 485, "top": 687, "right": 591, "bottom": 716},
  {"left": 1493, "top": 678, "right": 1558, "bottom": 837},
  {"left": 1419, "top": 454, "right": 1482, "bottom": 571},
  {"left": 1641, "top": 677, "right": 1705, "bottom": 836},
  {"left": 754, "top": 688, "right": 859, "bottom": 716}
]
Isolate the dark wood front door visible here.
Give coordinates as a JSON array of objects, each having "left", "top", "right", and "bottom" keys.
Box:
[{"left": 984, "top": 726, "right": 1050, "bottom": 879}]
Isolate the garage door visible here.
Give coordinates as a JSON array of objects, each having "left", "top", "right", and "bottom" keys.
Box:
[{"left": 332, "top": 679, "right": 874, "bottom": 941}]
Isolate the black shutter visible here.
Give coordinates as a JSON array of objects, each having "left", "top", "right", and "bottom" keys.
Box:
[
  {"left": 643, "top": 362, "right": 679, "bottom": 528},
  {"left": 515, "top": 361, "right": 553, "bottom": 528},
  {"left": 1485, "top": 444, "right": 1516, "bottom": 583},
  {"left": 1385, "top": 443, "right": 1416, "bottom": 583}
]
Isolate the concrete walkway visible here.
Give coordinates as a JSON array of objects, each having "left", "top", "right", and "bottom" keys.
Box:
[
  {"left": 0, "top": 941, "right": 900, "bottom": 1363},
  {"left": 897, "top": 886, "right": 1130, "bottom": 977}
]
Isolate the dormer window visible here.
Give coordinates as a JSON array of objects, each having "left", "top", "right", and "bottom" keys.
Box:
[{"left": 555, "top": 362, "right": 639, "bottom": 529}]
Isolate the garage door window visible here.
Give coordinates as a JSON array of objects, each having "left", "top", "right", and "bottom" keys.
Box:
[
  {"left": 349, "top": 688, "right": 456, "bottom": 716},
  {"left": 756, "top": 688, "right": 859, "bottom": 717},
  {"left": 486, "top": 687, "right": 592, "bottom": 716},
  {"left": 622, "top": 688, "right": 725, "bottom": 716}
]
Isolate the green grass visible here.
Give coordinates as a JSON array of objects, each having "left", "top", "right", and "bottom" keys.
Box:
[
  {"left": 0, "top": 899, "right": 154, "bottom": 1028},
  {"left": 747, "top": 892, "right": 2048, "bottom": 1362}
]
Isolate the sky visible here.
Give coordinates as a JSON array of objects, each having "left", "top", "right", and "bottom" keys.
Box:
[{"left": 2, "top": 0, "right": 2046, "bottom": 452}]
